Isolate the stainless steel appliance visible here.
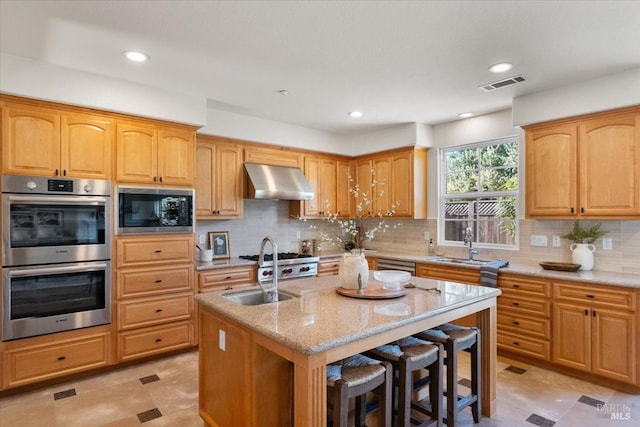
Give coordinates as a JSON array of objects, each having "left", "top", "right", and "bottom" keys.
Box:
[
  {"left": 1, "top": 174, "right": 112, "bottom": 341},
  {"left": 376, "top": 258, "right": 416, "bottom": 275},
  {"left": 239, "top": 252, "right": 319, "bottom": 281},
  {"left": 115, "top": 185, "right": 194, "bottom": 234},
  {"left": 2, "top": 175, "right": 111, "bottom": 266}
]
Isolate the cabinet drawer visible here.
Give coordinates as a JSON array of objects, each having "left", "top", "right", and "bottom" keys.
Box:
[
  {"left": 318, "top": 257, "right": 341, "bottom": 276},
  {"left": 498, "top": 295, "right": 550, "bottom": 317},
  {"left": 499, "top": 274, "right": 550, "bottom": 297},
  {"left": 498, "top": 331, "right": 550, "bottom": 360},
  {"left": 553, "top": 282, "right": 635, "bottom": 311},
  {"left": 416, "top": 264, "right": 481, "bottom": 284},
  {"left": 497, "top": 311, "right": 551, "bottom": 339},
  {"left": 117, "top": 293, "right": 192, "bottom": 330},
  {"left": 117, "top": 321, "right": 193, "bottom": 361},
  {"left": 199, "top": 266, "right": 255, "bottom": 291},
  {"left": 6, "top": 333, "right": 110, "bottom": 387},
  {"left": 117, "top": 265, "right": 193, "bottom": 298},
  {"left": 117, "top": 236, "right": 194, "bottom": 267}
]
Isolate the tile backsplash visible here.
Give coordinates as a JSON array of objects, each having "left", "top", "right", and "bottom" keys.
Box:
[{"left": 196, "top": 200, "right": 640, "bottom": 275}]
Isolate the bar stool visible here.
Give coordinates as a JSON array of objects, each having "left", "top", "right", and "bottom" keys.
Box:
[
  {"left": 326, "top": 354, "right": 392, "bottom": 427},
  {"left": 367, "top": 336, "right": 444, "bottom": 427},
  {"left": 415, "top": 324, "right": 481, "bottom": 427}
]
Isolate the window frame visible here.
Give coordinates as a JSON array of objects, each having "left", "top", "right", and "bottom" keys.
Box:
[{"left": 438, "top": 136, "right": 520, "bottom": 251}]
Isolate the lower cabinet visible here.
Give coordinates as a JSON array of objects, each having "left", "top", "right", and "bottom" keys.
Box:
[
  {"left": 198, "top": 264, "right": 256, "bottom": 293},
  {"left": 317, "top": 255, "right": 342, "bottom": 277},
  {"left": 416, "top": 263, "right": 481, "bottom": 284},
  {"left": 117, "top": 321, "right": 193, "bottom": 362}
]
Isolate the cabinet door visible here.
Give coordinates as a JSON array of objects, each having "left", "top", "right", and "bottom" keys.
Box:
[
  {"left": 214, "top": 141, "right": 243, "bottom": 217},
  {"left": 116, "top": 122, "right": 157, "bottom": 183},
  {"left": 391, "top": 151, "right": 413, "bottom": 217},
  {"left": 302, "top": 156, "right": 321, "bottom": 217},
  {"left": 355, "top": 158, "right": 372, "bottom": 215},
  {"left": 372, "top": 156, "right": 392, "bottom": 214},
  {"left": 61, "top": 113, "right": 112, "bottom": 179},
  {"left": 579, "top": 114, "right": 640, "bottom": 216},
  {"left": 336, "top": 160, "right": 352, "bottom": 217},
  {"left": 195, "top": 141, "right": 216, "bottom": 217},
  {"left": 2, "top": 105, "right": 61, "bottom": 176},
  {"left": 552, "top": 303, "right": 591, "bottom": 372},
  {"left": 526, "top": 126, "right": 578, "bottom": 216},
  {"left": 592, "top": 308, "right": 636, "bottom": 383},
  {"left": 157, "top": 127, "right": 194, "bottom": 186}
]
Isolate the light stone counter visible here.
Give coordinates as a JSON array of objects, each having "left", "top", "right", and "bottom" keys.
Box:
[
  {"left": 366, "top": 252, "right": 640, "bottom": 289},
  {"left": 194, "top": 273, "right": 501, "bottom": 355},
  {"left": 195, "top": 258, "right": 256, "bottom": 271}
]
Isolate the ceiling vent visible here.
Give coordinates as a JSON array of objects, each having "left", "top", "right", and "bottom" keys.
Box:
[{"left": 479, "top": 75, "right": 526, "bottom": 92}]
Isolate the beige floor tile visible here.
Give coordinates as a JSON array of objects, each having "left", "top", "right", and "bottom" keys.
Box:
[
  {"left": 145, "top": 368, "right": 199, "bottom": 415},
  {"left": 0, "top": 399, "right": 57, "bottom": 427},
  {"left": 555, "top": 400, "right": 637, "bottom": 426},
  {"left": 72, "top": 363, "right": 162, "bottom": 395}
]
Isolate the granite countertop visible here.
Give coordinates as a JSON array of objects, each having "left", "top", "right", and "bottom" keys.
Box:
[{"left": 194, "top": 274, "right": 501, "bottom": 355}]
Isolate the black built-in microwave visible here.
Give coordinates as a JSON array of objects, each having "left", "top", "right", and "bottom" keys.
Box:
[{"left": 115, "top": 186, "right": 194, "bottom": 234}]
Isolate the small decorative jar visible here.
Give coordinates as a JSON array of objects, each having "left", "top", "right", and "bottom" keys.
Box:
[
  {"left": 570, "top": 243, "right": 596, "bottom": 271},
  {"left": 338, "top": 249, "right": 369, "bottom": 289}
]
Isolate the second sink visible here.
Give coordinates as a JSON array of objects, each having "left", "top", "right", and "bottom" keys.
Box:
[
  {"left": 221, "top": 288, "right": 297, "bottom": 306},
  {"left": 431, "top": 257, "right": 492, "bottom": 266}
]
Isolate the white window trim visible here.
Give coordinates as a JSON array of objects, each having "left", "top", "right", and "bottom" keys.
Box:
[{"left": 437, "top": 136, "right": 520, "bottom": 251}]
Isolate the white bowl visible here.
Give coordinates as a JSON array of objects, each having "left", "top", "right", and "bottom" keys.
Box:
[{"left": 373, "top": 270, "right": 411, "bottom": 290}]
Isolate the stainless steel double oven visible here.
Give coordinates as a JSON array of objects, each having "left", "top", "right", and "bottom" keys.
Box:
[{"left": 2, "top": 175, "right": 111, "bottom": 341}]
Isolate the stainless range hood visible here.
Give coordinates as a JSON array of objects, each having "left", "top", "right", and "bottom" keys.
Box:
[{"left": 244, "top": 163, "right": 314, "bottom": 201}]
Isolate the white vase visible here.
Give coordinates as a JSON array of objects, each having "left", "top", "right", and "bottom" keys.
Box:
[
  {"left": 338, "top": 250, "right": 369, "bottom": 289},
  {"left": 570, "top": 243, "right": 596, "bottom": 271}
]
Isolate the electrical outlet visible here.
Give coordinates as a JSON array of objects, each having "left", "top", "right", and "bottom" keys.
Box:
[
  {"left": 602, "top": 237, "right": 613, "bottom": 250},
  {"left": 530, "top": 235, "right": 548, "bottom": 247},
  {"left": 424, "top": 232, "right": 430, "bottom": 241},
  {"left": 219, "top": 329, "right": 226, "bottom": 351},
  {"left": 552, "top": 236, "right": 561, "bottom": 247}
]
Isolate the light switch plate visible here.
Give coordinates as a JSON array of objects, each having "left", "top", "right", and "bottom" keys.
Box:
[
  {"left": 552, "top": 236, "right": 561, "bottom": 247},
  {"left": 219, "top": 329, "right": 226, "bottom": 351},
  {"left": 602, "top": 238, "right": 613, "bottom": 250},
  {"left": 198, "top": 234, "right": 206, "bottom": 245},
  {"left": 530, "top": 235, "right": 548, "bottom": 247}
]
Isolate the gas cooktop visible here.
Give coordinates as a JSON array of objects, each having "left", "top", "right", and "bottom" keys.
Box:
[{"left": 239, "top": 252, "right": 315, "bottom": 262}]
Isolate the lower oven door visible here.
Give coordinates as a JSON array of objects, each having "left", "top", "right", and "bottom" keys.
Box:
[{"left": 2, "top": 261, "right": 111, "bottom": 341}]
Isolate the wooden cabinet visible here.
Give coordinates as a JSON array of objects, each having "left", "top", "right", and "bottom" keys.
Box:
[
  {"left": 116, "top": 121, "right": 194, "bottom": 186},
  {"left": 243, "top": 143, "right": 303, "bottom": 168},
  {"left": 2, "top": 331, "right": 111, "bottom": 389},
  {"left": 354, "top": 147, "right": 427, "bottom": 219},
  {"left": 416, "top": 263, "right": 481, "bottom": 284},
  {"left": 497, "top": 274, "right": 552, "bottom": 360},
  {"left": 2, "top": 102, "right": 112, "bottom": 179},
  {"left": 367, "top": 257, "right": 378, "bottom": 271},
  {"left": 525, "top": 106, "right": 640, "bottom": 218},
  {"left": 195, "top": 136, "right": 243, "bottom": 219},
  {"left": 115, "top": 235, "right": 195, "bottom": 361},
  {"left": 198, "top": 265, "right": 256, "bottom": 293},
  {"left": 317, "top": 255, "right": 342, "bottom": 277},
  {"left": 552, "top": 282, "right": 637, "bottom": 384}
]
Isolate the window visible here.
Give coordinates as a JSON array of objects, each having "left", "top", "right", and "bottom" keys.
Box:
[{"left": 439, "top": 137, "right": 519, "bottom": 249}]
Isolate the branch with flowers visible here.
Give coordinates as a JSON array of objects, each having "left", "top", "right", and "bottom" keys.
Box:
[{"left": 301, "top": 169, "right": 401, "bottom": 251}]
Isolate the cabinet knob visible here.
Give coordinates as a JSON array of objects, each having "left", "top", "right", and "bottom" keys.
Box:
[
  {"left": 153, "top": 176, "right": 157, "bottom": 182},
  {"left": 155, "top": 338, "right": 162, "bottom": 343},
  {"left": 155, "top": 279, "right": 162, "bottom": 283},
  {"left": 512, "top": 284, "right": 520, "bottom": 288},
  {"left": 225, "top": 276, "right": 232, "bottom": 280},
  {"left": 156, "top": 309, "right": 163, "bottom": 313},
  {"left": 63, "top": 169, "right": 67, "bottom": 176},
  {"left": 593, "top": 310, "right": 596, "bottom": 317},
  {"left": 584, "top": 309, "right": 588, "bottom": 315},
  {"left": 512, "top": 321, "right": 520, "bottom": 325},
  {"left": 581, "top": 207, "right": 584, "bottom": 213},
  {"left": 155, "top": 250, "right": 162, "bottom": 253},
  {"left": 512, "top": 302, "right": 520, "bottom": 306},
  {"left": 571, "top": 207, "right": 574, "bottom": 213},
  {"left": 513, "top": 342, "right": 520, "bottom": 346},
  {"left": 55, "top": 169, "right": 59, "bottom": 176},
  {"left": 159, "top": 176, "right": 163, "bottom": 183},
  {"left": 57, "top": 356, "right": 66, "bottom": 361},
  {"left": 586, "top": 294, "right": 595, "bottom": 299}
]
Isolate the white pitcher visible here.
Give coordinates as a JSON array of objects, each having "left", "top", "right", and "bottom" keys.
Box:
[
  {"left": 338, "top": 250, "right": 369, "bottom": 289},
  {"left": 570, "top": 243, "right": 596, "bottom": 271}
]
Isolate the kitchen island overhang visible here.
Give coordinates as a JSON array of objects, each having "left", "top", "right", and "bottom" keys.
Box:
[{"left": 195, "top": 274, "right": 501, "bottom": 427}]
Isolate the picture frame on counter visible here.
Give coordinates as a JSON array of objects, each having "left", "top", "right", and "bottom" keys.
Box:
[{"left": 209, "top": 231, "right": 230, "bottom": 259}]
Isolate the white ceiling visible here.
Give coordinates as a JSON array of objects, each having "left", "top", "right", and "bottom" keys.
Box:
[{"left": 1, "top": 1, "right": 639, "bottom": 135}]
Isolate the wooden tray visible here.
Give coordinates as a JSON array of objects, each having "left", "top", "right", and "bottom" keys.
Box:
[
  {"left": 539, "top": 262, "right": 581, "bottom": 272},
  {"left": 336, "top": 285, "right": 407, "bottom": 300}
]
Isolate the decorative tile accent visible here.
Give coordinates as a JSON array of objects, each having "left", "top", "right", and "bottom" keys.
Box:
[
  {"left": 578, "top": 395, "right": 605, "bottom": 407},
  {"left": 137, "top": 408, "right": 162, "bottom": 423},
  {"left": 526, "top": 413, "right": 556, "bottom": 427},
  {"left": 53, "top": 388, "right": 77, "bottom": 400},
  {"left": 458, "top": 377, "right": 472, "bottom": 388},
  {"left": 506, "top": 365, "right": 527, "bottom": 375},
  {"left": 139, "top": 374, "right": 160, "bottom": 385}
]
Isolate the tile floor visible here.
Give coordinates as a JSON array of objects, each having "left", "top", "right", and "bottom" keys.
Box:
[{"left": 0, "top": 350, "right": 638, "bottom": 426}]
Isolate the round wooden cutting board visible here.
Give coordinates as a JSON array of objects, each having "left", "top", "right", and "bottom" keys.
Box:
[{"left": 336, "top": 284, "right": 407, "bottom": 300}]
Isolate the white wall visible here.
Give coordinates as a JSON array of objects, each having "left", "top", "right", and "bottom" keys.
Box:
[
  {"left": 199, "top": 108, "right": 348, "bottom": 155},
  {"left": 349, "top": 123, "right": 423, "bottom": 156},
  {"left": 513, "top": 67, "right": 640, "bottom": 126},
  {"left": 0, "top": 53, "right": 207, "bottom": 126},
  {"left": 429, "top": 109, "right": 523, "bottom": 218}
]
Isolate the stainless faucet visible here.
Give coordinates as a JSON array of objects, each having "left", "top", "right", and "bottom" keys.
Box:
[
  {"left": 258, "top": 236, "right": 279, "bottom": 303},
  {"left": 464, "top": 227, "right": 479, "bottom": 261}
]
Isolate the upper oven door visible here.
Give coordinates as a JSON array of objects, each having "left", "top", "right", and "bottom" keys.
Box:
[{"left": 2, "top": 193, "right": 111, "bottom": 266}]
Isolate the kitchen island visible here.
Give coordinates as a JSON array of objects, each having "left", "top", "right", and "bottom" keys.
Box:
[{"left": 195, "top": 274, "right": 501, "bottom": 427}]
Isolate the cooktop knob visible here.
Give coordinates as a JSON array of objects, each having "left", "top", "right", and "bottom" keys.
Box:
[
  {"left": 83, "top": 184, "right": 93, "bottom": 193},
  {"left": 26, "top": 181, "right": 37, "bottom": 190}
]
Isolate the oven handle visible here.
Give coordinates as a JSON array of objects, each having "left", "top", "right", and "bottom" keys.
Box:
[
  {"left": 9, "top": 263, "right": 109, "bottom": 277},
  {"left": 6, "top": 194, "right": 109, "bottom": 205}
]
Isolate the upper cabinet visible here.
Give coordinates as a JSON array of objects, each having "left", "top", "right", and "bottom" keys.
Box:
[
  {"left": 116, "top": 121, "right": 195, "bottom": 187},
  {"left": 195, "top": 136, "right": 244, "bottom": 219},
  {"left": 525, "top": 106, "right": 640, "bottom": 218},
  {"left": 354, "top": 147, "right": 427, "bottom": 219},
  {"left": 2, "top": 102, "right": 113, "bottom": 179}
]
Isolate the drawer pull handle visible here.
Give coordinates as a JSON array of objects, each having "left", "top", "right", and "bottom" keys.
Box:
[
  {"left": 593, "top": 310, "right": 596, "bottom": 317},
  {"left": 155, "top": 279, "right": 162, "bottom": 283},
  {"left": 584, "top": 309, "right": 588, "bottom": 315},
  {"left": 512, "top": 284, "right": 520, "bottom": 288},
  {"left": 512, "top": 302, "right": 520, "bottom": 306},
  {"left": 512, "top": 321, "right": 520, "bottom": 325},
  {"left": 155, "top": 338, "right": 162, "bottom": 343},
  {"left": 513, "top": 342, "right": 520, "bottom": 346},
  {"left": 225, "top": 276, "right": 232, "bottom": 280},
  {"left": 586, "top": 294, "right": 595, "bottom": 299},
  {"left": 57, "top": 356, "right": 66, "bottom": 361},
  {"left": 156, "top": 309, "right": 163, "bottom": 313},
  {"left": 155, "top": 250, "right": 162, "bottom": 253}
]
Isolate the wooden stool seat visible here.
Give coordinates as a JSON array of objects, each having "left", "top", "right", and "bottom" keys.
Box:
[
  {"left": 327, "top": 354, "right": 392, "bottom": 427},
  {"left": 416, "top": 324, "right": 481, "bottom": 427},
  {"left": 368, "top": 336, "right": 443, "bottom": 427}
]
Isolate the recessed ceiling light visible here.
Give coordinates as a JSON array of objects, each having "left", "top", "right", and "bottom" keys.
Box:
[
  {"left": 348, "top": 111, "right": 363, "bottom": 118},
  {"left": 123, "top": 51, "right": 150, "bottom": 63},
  {"left": 277, "top": 89, "right": 289, "bottom": 95},
  {"left": 489, "top": 62, "right": 512, "bottom": 73},
  {"left": 459, "top": 112, "right": 474, "bottom": 118}
]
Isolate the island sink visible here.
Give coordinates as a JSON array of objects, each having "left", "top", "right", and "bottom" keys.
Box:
[
  {"left": 221, "top": 288, "right": 297, "bottom": 306},
  {"left": 431, "top": 257, "right": 493, "bottom": 266}
]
